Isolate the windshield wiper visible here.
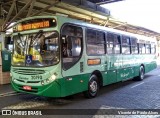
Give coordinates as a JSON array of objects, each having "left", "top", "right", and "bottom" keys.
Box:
[{"left": 31, "top": 30, "right": 43, "bottom": 46}]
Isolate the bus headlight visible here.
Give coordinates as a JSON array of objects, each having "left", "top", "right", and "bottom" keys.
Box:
[
  {"left": 41, "top": 80, "right": 44, "bottom": 85},
  {"left": 41, "top": 74, "right": 56, "bottom": 85},
  {"left": 46, "top": 79, "right": 50, "bottom": 83},
  {"left": 49, "top": 74, "right": 56, "bottom": 81}
]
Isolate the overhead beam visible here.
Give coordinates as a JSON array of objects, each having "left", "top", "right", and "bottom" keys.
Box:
[
  {"left": 1, "top": 0, "right": 160, "bottom": 39},
  {"left": 100, "top": 17, "right": 109, "bottom": 26},
  {"left": 88, "top": 0, "right": 124, "bottom": 5},
  {"left": 26, "top": 0, "right": 36, "bottom": 17},
  {"left": 30, "top": 1, "right": 60, "bottom": 17},
  {"left": 2, "top": 0, "right": 16, "bottom": 31},
  {"left": 15, "top": 0, "right": 18, "bottom": 14},
  {"left": 4, "top": 0, "right": 33, "bottom": 30}
]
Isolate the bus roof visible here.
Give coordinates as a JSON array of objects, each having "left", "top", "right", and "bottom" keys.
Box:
[
  {"left": 13, "top": 15, "right": 157, "bottom": 43},
  {"left": 57, "top": 15, "right": 157, "bottom": 43}
]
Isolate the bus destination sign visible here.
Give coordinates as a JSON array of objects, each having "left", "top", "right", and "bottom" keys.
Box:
[{"left": 14, "top": 18, "right": 56, "bottom": 32}]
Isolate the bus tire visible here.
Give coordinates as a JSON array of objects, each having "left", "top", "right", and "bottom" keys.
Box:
[
  {"left": 84, "top": 75, "right": 99, "bottom": 98},
  {"left": 134, "top": 66, "right": 145, "bottom": 81}
]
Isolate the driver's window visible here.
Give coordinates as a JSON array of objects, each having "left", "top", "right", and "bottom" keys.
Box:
[{"left": 61, "top": 24, "right": 83, "bottom": 70}]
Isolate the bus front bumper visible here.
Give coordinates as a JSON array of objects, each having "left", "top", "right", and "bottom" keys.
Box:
[{"left": 11, "top": 80, "right": 63, "bottom": 97}]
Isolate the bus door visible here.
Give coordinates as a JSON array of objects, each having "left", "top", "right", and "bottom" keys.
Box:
[
  {"left": 61, "top": 25, "right": 85, "bottom": 96},
  {"left": 119, "top": 35, "right": 133, "bottom": 81},
  {"left": 105, "top": 33, "right": 121, "bottom": 84},
  {"left": 106, "top": 54, "right": 121, "bottom": 84}
]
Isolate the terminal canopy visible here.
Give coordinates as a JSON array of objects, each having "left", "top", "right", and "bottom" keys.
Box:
[
  {"left": 88, "top": 0, "right": 124, "bottom": 4},
  {"left": 1, "top": 0, "right": 160, "bottom": 40}
]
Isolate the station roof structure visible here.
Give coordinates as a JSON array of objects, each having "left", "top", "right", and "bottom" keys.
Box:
[
  {"left": 1, "top": 0, "right": 160, "bottom": 40},
  {"left": 87, "top": 0, "right": 124, "bottom": 5}
]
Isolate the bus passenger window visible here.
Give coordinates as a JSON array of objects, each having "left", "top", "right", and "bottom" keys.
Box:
[
  {"left": 87, "top": 30, "right": 105, "bottom": 55},
  {"left": 114, "top": 35, "right": 121, "bottom": 54},
  {"left": 146, "top": 44, "right": 151, "bottom": 54},
  {"left": 122, "top": 36, "right": 131, "bottom": 54},
  {"left": 131, "top": 37, "right": 138, "bottom": 54},
  {"left": 106, "top": 33, "right": 120, "bottom": 54},
  {"left": 139, "top": 43, "right": 146, "bottom": 54},
  {"left": 151, "top": 44, "right": 156, "bottom": 54},
  {"left": 106, "top": 33, "right": 114, "bottom": 54}
]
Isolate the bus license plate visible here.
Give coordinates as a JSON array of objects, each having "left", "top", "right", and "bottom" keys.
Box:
[{"left": 23, "top": 86, "right": 32, "bottom": 90}]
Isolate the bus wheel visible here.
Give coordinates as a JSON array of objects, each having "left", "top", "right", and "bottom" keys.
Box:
[
  {"left": 134, "top": 66, "right": 145, "bottom": 81},
  {"left": 84, "top": 75, "right": 99, "bottom": 98}
]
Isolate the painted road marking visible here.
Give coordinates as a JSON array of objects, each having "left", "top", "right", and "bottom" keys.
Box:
[
  {"left": 0, "top": 91, "right": 23, "bottom": 98},
  {"left": 100, "top": 105, "right": 123, "bottom": 109},
  {"left": 2, "top": 101, "right": 49, "bottom": 109},
  {"left": 0, "top": 91, "right": 16, "bottom": 95},
  {"left": 131, "top": 82, "right": 145, "bottom": 88}
]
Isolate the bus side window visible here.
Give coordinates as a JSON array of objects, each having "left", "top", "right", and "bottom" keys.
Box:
[
  {"left": 122, "top": 35, "right": 131, "bottom": 54},
  {"left": 72, "top": 37, "right": 82, "bottom": 56},
  {"left": 61, "top": 24, "right": 83, "bottom": 70},
  {"left": 106, "top": 32, "right": 114, "bottom": 54},
  {"left": 62, "top": 36, "right": 72, "bottom": 57},
  {"left": 151, "top": 43, "right": 156, "bottom": 54},
  {"left": 106, "top": 32, "right": 120, "bottom": 54},
  {"left": 145, "top": 44, "right": 151, "bottom": 54},
  {"left": 139, "top": 43, "right": 146, "bottom": 54},
  {"left": 87, "top": 29, "right": 105, "bottom": 55},
  {"left": 130, "top": 37, "right": 138, "bottom": 54},
  {"left": 113, "top": 34, "right": 121, "bottom": 54}
]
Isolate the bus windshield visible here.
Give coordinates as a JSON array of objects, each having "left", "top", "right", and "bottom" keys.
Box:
[{"left": 12, "top": 31, "right": 59, "bottom": 67}]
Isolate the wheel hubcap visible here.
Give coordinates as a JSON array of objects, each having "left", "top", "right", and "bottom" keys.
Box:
[
  {"left": 141, "top": 70, "right": 144, "bottom": 79},
  {"left": 141, "top": 69, "right": 144, "bottom": 79},
  {"left": 90, "top": 81, "right": 97, "bottom": 93}
]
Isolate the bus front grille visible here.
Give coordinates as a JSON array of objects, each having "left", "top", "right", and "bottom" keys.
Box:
[
  {"left": 16, "top": 79, "right": 40, "bottom": 84},
  {"left": 12, "top": 68, "right": 45, "bottom": 75}
]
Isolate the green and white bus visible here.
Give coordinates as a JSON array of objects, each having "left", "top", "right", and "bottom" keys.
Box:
[{"left": 11, "top": 15, "right": 157, "bottom": 98}]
